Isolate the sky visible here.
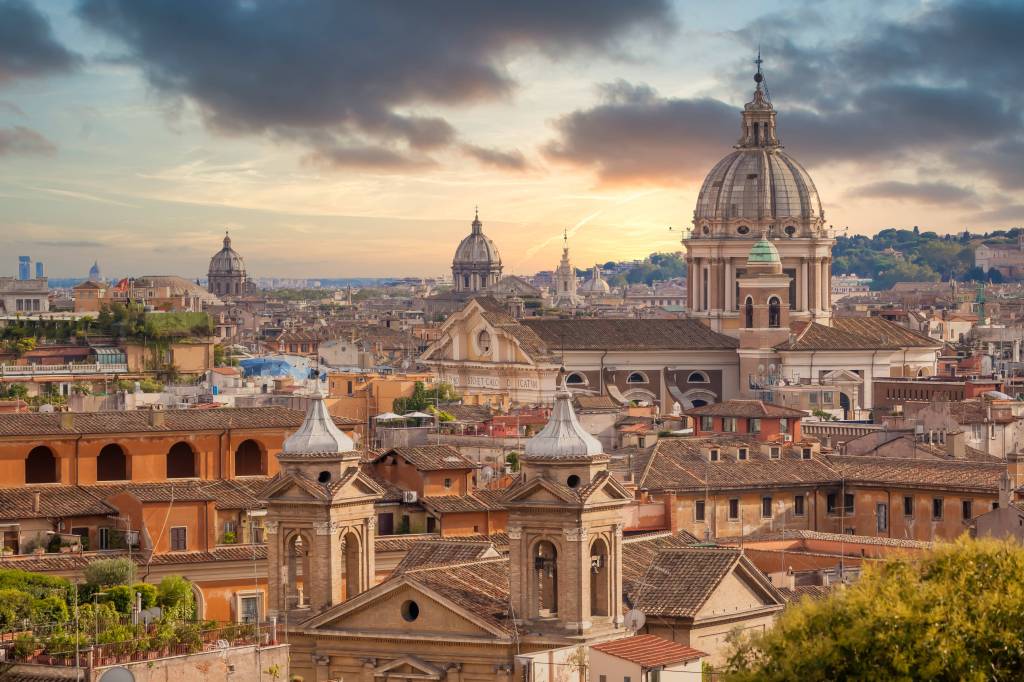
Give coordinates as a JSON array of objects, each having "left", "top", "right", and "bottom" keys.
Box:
[{"left": 0, "top": 0, "right": 1022, "bottom": 280}]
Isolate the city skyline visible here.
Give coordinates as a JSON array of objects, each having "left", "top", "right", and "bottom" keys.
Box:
[{"left": 1, "top": 0, "right": 1022, "bottom": 278}]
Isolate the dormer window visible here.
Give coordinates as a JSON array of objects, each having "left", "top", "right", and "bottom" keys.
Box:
[
  {"left": 738, "top": 447, "right": 748, "bottom": 461},
  {"left": 801, "top": 447, "right": 812, "bottom": 460},
  {"left": 709, "top": 449, "right": 720, "bottom": 462},
  {"left": 626, "top": 371, "right": 648, "bottom": 384},
  {"left": 769, "top": 446, "right": 781, "bottom": 460}
]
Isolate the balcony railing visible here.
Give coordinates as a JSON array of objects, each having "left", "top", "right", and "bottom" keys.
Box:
[{"left": 0, "top": 362, "right": 128, "bottom": 376}]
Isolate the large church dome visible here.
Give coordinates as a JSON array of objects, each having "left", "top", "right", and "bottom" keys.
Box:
[
  {"left": 695, "top": 148, "right": 822, "bottom": 222},
  {"left": 209, "top": 232, "right": 246, "bottom": 275},
  {"left": 453, "top": 212, "right": 501, "bottom": 267},
  {"left": 692, "top": 63, "right": 825, "bottom": 238}
]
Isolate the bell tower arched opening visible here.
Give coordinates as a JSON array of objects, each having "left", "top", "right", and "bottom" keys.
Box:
[
  {"left": 590, "top": 537, "right": 610, "bottom": 617},
  {"left": 534, "top": 540, "right": 559, "bottom": 617}
]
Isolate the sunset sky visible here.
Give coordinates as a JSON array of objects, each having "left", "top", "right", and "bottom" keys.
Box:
[{"left": 1, "top": 0, "right": 1022, "bottom": 279}]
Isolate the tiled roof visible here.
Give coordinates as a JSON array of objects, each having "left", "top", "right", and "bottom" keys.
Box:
[
  {"left": 777, "top": 317, "right": 941, "bottom": 351},
  {"left": 825, "top": 455, "right": 1002, "bottom": 493},
  {"left": 421, "top": 490, "right": 507, "bottom": 513},
  {"left": 392, "top": 539, "right": 497, "bottom": 573},
  {"left": 438, "top": 404, "right": 492, "bottom": 423},
  {"left": 722, "top": 529, "right": 934, "bottom": 550},
  {"left": 360, "top": 465, "right": 405, "bottom": 503},
  {"left": 521, "top": 318, "right": 738, "bottom": 351},
  {"left": 592, "top": 634, "right": 706, "bottom": 667},
  {"left": 0, "top": 485, "right": 118, "bottom": 520},
  {"left": 85, "top": 479, "right": 266, "bottom": 509},
  {"left": 403, "top": 558, "right": 514, "bottom": 635},
  {"left": 471, "top": 297, "right": 557, "bottom": 362},
  {"left": 622, "top": 531, "right": 700, "bottom": 602},
  {"left": 638, "top": 437, "right": 836, "bottom": 491},
  {"left": 574, "top": 394, "right": 619, "bottom": 411},
  {"left": 631, "top": 547, "right": 746, "bottom": 618},
  {"left": 145, "top": 544, "right": 267, "bottom": 565},
  {"left": 741, "top": 548, "right": 867, "bottom": 574},
  {"left": 778, "top": 584, "right": 834, "bottom": 603},
  {"left": 378, "top": 445, "right": 477, "bottom": 471},
  {"left": 683, "top": 399, "right": 807, "bottom": 419},
  {"left": 0, "top": 407, "right": 358, "bottom": 437}
]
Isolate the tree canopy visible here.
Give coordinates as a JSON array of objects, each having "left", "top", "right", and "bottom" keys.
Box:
[{"left": 724, "top": 537, "right": 1024, "bottom": 681}]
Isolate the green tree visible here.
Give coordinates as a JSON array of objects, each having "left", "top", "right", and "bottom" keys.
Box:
[
  {"left": 393, "top": 381, "right": 459, "bottom": 413},
  {"left": 84, "top": 558, "right": 135, "bottom": 588},
  {"left": 724, "top": 537, "right": 1024, "bottom": 681}
]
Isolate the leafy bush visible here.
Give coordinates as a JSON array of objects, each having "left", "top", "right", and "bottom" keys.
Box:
[
  {"left": 31, "top": 595, "right": 68, "bottom": 624},
  {"left": 0, "top": 588, "right": 33, "bottom": 627},
  {"left": 44, "top": 629, "right": 82, "bottom": 656},
  {"left": 84, "top": 558, "right": 134, "bottom": 588},
  {"left": 157, "top": 576, "right": 194, "bottom": 613},
  {"left": 104, "top": 585, "right": 134, "bottom": 614},
  {"left": 0, "top": 569, "right": 72, "bottom": 603},
  {"left": 12, "top": 632, "right": 37, "bottom": 659},
  {"left": 133, "top": 582, "right": 158, "bottom": 610}
]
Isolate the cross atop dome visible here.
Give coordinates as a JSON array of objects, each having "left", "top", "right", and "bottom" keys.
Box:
[{"left": 739, "top": 51, "right": 778, "bottom": 146}]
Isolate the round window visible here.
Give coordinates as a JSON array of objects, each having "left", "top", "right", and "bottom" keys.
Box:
[
  {"left": 317, "top": 471, "right": 331, "bottom": 484},
  {"left": 737, "top": 225, "right": 750, "bottom": 235},
  {"left": 566, "top": 474, "right": 581, "bottom": 488},
  {"left": 702, "top": 225, "right": 711, "bottom": 235},
  {"left": 784, "top": 225, "right": 796, "bottom": 236},
  {"left": 401, "top": 600, "right": 420, "bottom": 622}
]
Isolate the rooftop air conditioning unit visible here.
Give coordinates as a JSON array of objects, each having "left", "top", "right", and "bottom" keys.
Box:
[{"left": 403, "top": 491, "right": 418, "bottom": 504}]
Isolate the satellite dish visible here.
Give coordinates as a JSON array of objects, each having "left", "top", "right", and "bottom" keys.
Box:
[{"left": 623, "top": 608, "right": 646, "bottom": 633}]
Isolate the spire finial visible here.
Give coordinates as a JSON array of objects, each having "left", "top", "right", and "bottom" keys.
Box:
[{"left": 754, "top": 46, "right": 763, "bottom": 82}]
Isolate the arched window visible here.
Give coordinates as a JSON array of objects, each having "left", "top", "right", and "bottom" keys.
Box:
[
  {"left": 565, "top": 372, "right": 587, "bottom": 386},
  {"left": 534, "top": 540, "right": 558, "bottom": 617},
  {"left": 626, "top": 372, "right": 648, "bottom": 384},
  {"left": 463, "top": 275, "right": 470, "bottom": 290},
  {"left": 342, "top": 530, "right": 362, "bottom": 600},
  {"left": 25, "top": 446, "right": 57, "bottom": 484},
  {"left": 166, "top": 442, "right": 197, "bottom": 479},
  {"left": 235, "top": 439, "right": 265, "bottom": 476},
  {"left": 687, "top": 371, "right": 709, "bottom": 384},
  {"left": 286, "top": 533, "right": 311, "bottom": 609},
  {"left": 97, "top": 444, "right": 128, "bottom": 481},
  {"left": 477, "top": 329, "right": 491, "bottom": 354},
  {"left": 744, "top": 296, "right": 754, "bottom": 328},
  {"left": 768, "top": 296, "right": 781, "bottom": 328},
  {"left": 590, "top": 538, "right": 610, "bottom": 617}
]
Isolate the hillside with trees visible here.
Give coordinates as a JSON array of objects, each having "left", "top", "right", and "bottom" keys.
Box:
[{"left": 832, "top": 226, "right": 1022, "bottom": 290}]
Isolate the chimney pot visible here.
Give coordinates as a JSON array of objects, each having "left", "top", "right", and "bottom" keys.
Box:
[
  {"left": 32, "top": 492, "right": 41, "bottom": 514},
  {"left": 149, "top": 409, "right": 165, "bottom": 427},
  {"left": 60, "top": 412, "right": 74, "bottom": 430}
]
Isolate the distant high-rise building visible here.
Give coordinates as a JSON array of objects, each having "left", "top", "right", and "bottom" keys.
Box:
[
  {"left": 35, "top": 261, "right": 44, "bottom": 279},
  {"left": 18, "top": 256, "right": 30, "bottom": 281},
  {"left": 88, "top": 261, "right": 102, "bottom": 282}
]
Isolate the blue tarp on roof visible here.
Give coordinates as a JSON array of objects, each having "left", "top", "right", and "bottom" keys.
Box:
[{"left": 239, "top": 358, "right": 301, "bottom": 380}]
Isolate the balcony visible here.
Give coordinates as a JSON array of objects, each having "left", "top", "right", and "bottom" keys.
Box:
[{"left": 0, "top": 362, "right": 128, "bottom": 377}]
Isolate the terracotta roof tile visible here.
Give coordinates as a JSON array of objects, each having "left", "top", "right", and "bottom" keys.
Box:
[
  {"left": 825, "top": 455, "right": 1002, "bottom": 493},
  {"left": 777, "top": 317, "right": 940, "bottom": 351},
  {"left": 377, "top": 445, "right": 477, "bottom": 471},
  {"left": 592, "top": 634, "right": 706, "bottom": 667},
  {"left": 521, "top": 318, "right": 738, "bottom": 351},
  {"left": 630, "top": 547, "right": 744, "bottom": 617},
  {"left": 0, "top": 485, "right": 117, "bottom": 520},
  {"left": 0, "top": 407, "right": 358, "bottom": 437},
  {"left": 403, "top": 557, "right": 514, "bottom": 635},
  {"left": 392, "top": 539, "right": 497, "bottom": 573},
  {"left": 683, "top": 399, "right": 807, "bottom": 419}
]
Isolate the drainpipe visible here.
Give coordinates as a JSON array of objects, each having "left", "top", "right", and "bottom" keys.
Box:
[{"left": 599, "top": 350, "right": 608, "bottom": 396}]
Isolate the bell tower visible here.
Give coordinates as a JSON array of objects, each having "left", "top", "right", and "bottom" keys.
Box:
[
  {"left": 262, "top": 394, "right": 383, "bottom": 617},
  {"left": 738, "top": 233, "right": 790, "bottom": 394},
  {"left": 505, "top": 386, "right": 632, "bottom": 637},
  {"left": 552, "top": 230, "right": 582, "bottom": 309}
]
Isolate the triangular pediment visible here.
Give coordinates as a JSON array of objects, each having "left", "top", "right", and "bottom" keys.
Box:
[
  {"left": 374, "top": 655, "right": 443, "bottom": 679},
  {"left": 261, "top": 473, "right": 325, "bottom": 502},
  {"left": 327, "top": 471, "right": 384, "bottom": 503},
  {"left": 580, "top": 472, "right": 633, "bottom": 505},
  {"left": 504, "top": 477, "right": 578, "bottom": 505},
  {"left": 302, "top": 577, "right": 506, "bottom": 639}
]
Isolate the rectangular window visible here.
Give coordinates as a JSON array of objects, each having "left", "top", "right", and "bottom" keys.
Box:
[
  {"left": 769, "top": 446, "right": 781, "bottom": 460},
  {"left": 761, "top": 496, "right": 772, "bottom": 518},
  {"left": 98, "top": 527, "right": 110, "bottom": 550},
  {"left": 794, "top": 494, "right": 805, "bottom": 516},
  {"left": 701, "top": 416, "right": 714, "bottom": 431},
  {"left": 827, "top": 493, "right": 854, "bottom": 515},
  {"left": 426, "top": 517, "right": 436, "bottom": 533},
  {"left": 709, "top": 449, "right": 720, "bottom": 462},
  {"left": 728, "top": 498, "right": 740, "bottom": 521},
  {"left": 239, "top": 595, "right": 260, "bottom": 623},
  {"left": 443, "top": 478, "right": 452, "bottom": 489},
  {"left": 809, "top": 392, "right": 818, "bottom": 405},
  {"left": 738, "top": 447, "right": 748, "bottom": 461},
  {"left": 903, "top": 495, "right": 914, "bottom": 517},
  {"left": 932, "top": 498, "right": 944, "bottom": 520},
  {"left": 822, "top": 391, "right": 834, "bottom": 404},
  {"left": 780, "top": 418, "right": 789, "bottom": 433},
  {"left": 877, "top": 503, "right": 888, "bottom": 532},
  {"left": 695, "top": 500, "right": 706, "bottom": 522},
  {"left": 723, "top": 417, "right": 737, "bottom": 433},
  {"left": 170, "top": 527, "right": 187, "bottom": 551},
  {"left": 962, "top": 500, "right": 973, "bottom": 520},
  {"left": 993, "top": 501, "right": 1000, "bottom": 510},
  {"left": 749, "top": 418, "right": 761, "bottom": 434},
  {"left": 802, "top": 447, "right": 812, "bottom": 460},
  {"left": 971, "top": 423, "right": 983, "bottom": 440}
]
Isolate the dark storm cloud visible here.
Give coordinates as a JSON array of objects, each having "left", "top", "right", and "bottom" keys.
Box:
[
  {"left": 546, "top": 0, "right": 1024, "bottom": 193},
  {"left": 0, "top": 125, "right": 56, "bottom": 156},
  {"left": 301, "top": 144, "right": 435, "bottom": 172},
  {"left": 461, "top": 144, "right": 528, "bottom": 171},
  {"left": 847, "top": 181, "right": 979, "bottom": 206},
  {"left": 76, "top": 0, "right": 673, "bottom": 164},
  {"left": 0, "top": 0, "right": 80, "bottom": 84}
]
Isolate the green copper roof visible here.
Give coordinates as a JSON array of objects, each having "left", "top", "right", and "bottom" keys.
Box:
[{"left": 747, "top": 236, "right": 781, "bottom": 263}]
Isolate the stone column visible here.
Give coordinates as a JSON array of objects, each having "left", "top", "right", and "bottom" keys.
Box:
[
  {"left": 822, "top": 258, "right": 831, "bottom": 312},
  {"left": 563, "top": 526, "right": 587, "bottom": 632},
  {"left": 694, "top": 258, "right": 703, "bottom": 312},
  {"left": 724, "top": 259, "right": 734, "bottom": 311},
  {"left": 800, "top": 261, "right": 809, "bottom": 311},
  {"left": 265, "top": 520, "right": 281, "bottom": 614},
  {"left": 808, "top": 259, "right": 818, "bottom": 314},
  {"left": 364, "top": 516, "right": 377, "bottom": 590}
]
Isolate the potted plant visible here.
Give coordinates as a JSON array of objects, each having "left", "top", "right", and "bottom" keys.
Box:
[{"left": 12, "top": 633, "right": 37, "bottom": 661}]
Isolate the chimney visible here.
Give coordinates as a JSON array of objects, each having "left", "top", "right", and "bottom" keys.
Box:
[
  {"left": 32, "top": 492, "right": 41, "bottom": 514},
  {"left": 946, "top": 430, "right": 966, "bottom": 459},
  {"left": 60, "top": 412, "right": 74, "bottom": 430},
  {"left": 149, "top": 409, "right": 165, "bottom": 428},
  {"left": 999, "top": 470, "right": 1012, "bottom": 509}
]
